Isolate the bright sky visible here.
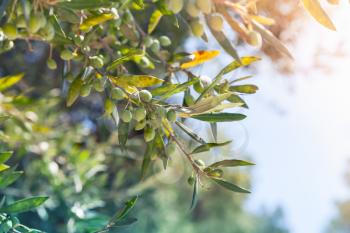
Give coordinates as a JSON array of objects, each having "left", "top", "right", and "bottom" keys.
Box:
[{"left": 186, "top": 2, "right": 350, "bottom": 233}]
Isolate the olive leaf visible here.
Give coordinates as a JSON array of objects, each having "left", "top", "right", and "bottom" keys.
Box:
[
  {"left": 0, "top": 196, "right": 48, "bottom": 213},
  {"left": 191, "top": 112, "right": 246, "bottom": 123},
  {"left": 208, "top": 159, "right": 255, "bottom": 168},
  {"left": 212, "top": 178, "right": 250, "bottom": 193},
  {"left": 80, "top": 13, "right": 116, "bottom": 31},
  {"left": 302, "top": 0, "right": 336, "bottom": 31},
  {"left": 229, "top": 84, "right": 259, "bottom": 94},
  {"left": 180, "top": 50, "right": 220, "bottom": 69},
  {"left": 148, "top": 10, "right": 163, "bottom": 34},
  {"left": 0, "top": 73, "right": 24, "bottom": 91},
  {"left": 191, "top": 141, "right": 231, "bottom": 154}
]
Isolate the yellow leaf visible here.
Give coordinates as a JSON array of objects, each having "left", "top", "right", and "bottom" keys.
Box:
[
  {"left": 80, "top": 13, "right": 116, "bottom": 31},
  {"left": 0, "top": 73, "right": 24, "bottom": 91},
  {"left": 180, "top": 50, "right": 220, "bottom": 69},
  {"left": 302, "top": 0, "right": 336, "bottom": 31},
  {"left": 250, "top": 15, "right": 275, "bottom": 26},
  {"left": 108, "top": 75, "right": 163, "bottom": 93}
]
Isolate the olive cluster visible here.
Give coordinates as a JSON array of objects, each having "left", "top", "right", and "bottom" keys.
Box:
[
  {"left": 1, "top": 1, "right": 55, "bottom": 43},
  {"left": 105, "top": 87, "right": 176, "bottom": 151}
]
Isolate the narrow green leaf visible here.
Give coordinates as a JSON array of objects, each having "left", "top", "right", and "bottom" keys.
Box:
[
  {"left": 190, "top": 175, "right": 199, "bottom": 210},
  {"left": 0, "top": 196, "right": 48, "bottom": 213},
  {"left": 191, "top": 112, "right": 246, "bottom": 122},
  {"left": 107, "top": 50, "right": 144, "bottom": 71},
  {"left": 205, "top": 15, "right": 240, "bottom": 62},
  {"left": 112, "top": 217, "right": 138, "bottom": 227},
  {"left": 0, "top": 151, "right": 12, "bottom": 164},
  {"left": 196, "top": 57, "right": 260, "bottom": 102},
  {"left": 191, "top": 141, "right": 231, "bottom": 154},
  {"left": 151, "top": 83, "right": 178, "bottom": 96},
  {"left": 109, "top": 196, "right": 138, "bottom": 225},
  {"left": 141, "top": 140, "right": 155, "bottom": 180},
  {"left": 229, "top": 85, "right": 259, "bottom": 94},
  {"left": 227, "top": 94, "right": 248, "bottom": 109},
  {"left": 212, "top": 178, "right": 250, "bottom": 193},
  {"left": 118, "top": 120, "right": 130, "bottom": 146},
  {"left": 148, "top": 10, "right": 163, "bottom": 34},
  {"left": 66, "top": 75, "right": 83, "bottom": 107},
  {"left": 209, "top": 159, "right": 255, "bottom": 168},
  {"left": 57, "top": 0, "right": 112, "bottom": 9},
  {"left": 158, "top": 78, "right": 199, "bottom": 100},
  {"left": 154, "top": 131, "right": 168, "bottom": 169},
  {"left": 175, "top": 121, "right": 206, "bottom": 145},
  {"left": 0, "top": 169, "right": 23, "bottom": 188},
  {"left": 0, "top": 164, "right": 9, "bottom": 172}
]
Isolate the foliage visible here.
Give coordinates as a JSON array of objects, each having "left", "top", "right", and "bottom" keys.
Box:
[{"left": 0, "top": 0, "right": 338, "bottom": 232}]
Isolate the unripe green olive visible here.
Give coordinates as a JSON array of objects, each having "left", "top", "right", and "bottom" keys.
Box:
[
  {"left": 133, "top": 107, "right": 147, "bottom": 121},
  {"left": 208, "top": 14, "right": 224, "bottom": 31},
  {"left": 111, "top": 87, "right": 125, "bottom": 100},
  {"left": 121, "top": 109, "right": 132, "bottom": 122},
  {"left": 37, "top": 13, "right": 47, "bottom": 28},
  {"left": 196, "top": 0, "right": 212, "bottom": 14},
  {"left": 139, "top": 90, "right": 152, "bottom": 102},
  {"left": 150, "top": 39, "right": 160, "bottom": 53},
  {"left": 60, "top": 49, "right": 75, "bottom": 61},
  {"left": 139, "top": 56, "right": 151, "bottom": 68},
  {"left": 194, "top": 159, "right": 205, "bottom": 167},
  {"left": 94, "top": 78, "right": 105, "bottom": 92},
  {"left": 166, "top": 109, "right": 176, "bottom": 122},
  {"left": 193, "top": 80, "right": 204, "bottom": 93},
  {"left": 104, "top": 99, "right": 115, "bottom": 115},
  {"left": 135, "top": 119, "right": 147, "bottom": 130},
  {"left": 144, "top": 126, "right": 155, "bottom": 142},
  {"left": 89, "top": 56, "right": 104, "bottom": 69},
  {"left": 184, "top": 93, "right": 195, "bottom": 106},
  {"left": 159, "top": 36, "right": 171, "bottom": 47},
  {"left": 40, "top": 22, "right": 55, "bottom": 41},
  {"left": 207, "top": 168, "right": 223, "bottom": 178},
  {"left": 247, "top": 31, "right": 262, "bottom": 48},
  {"left": 187, "top": 176, "right": 195, "bottom": 185},
  {"left": 186, "top": 2, "right": 200, "bottom": 17},
  {"left": 190, "top": 20, "right": 204, "bottom": 37},
  {"left": 47, "top": 58, "right": 57, "bottom": 70},
  {"left": 28, "top": 14, "right": 43, "bottom": 34},
  {"left": 65, "top": 72, "right": 75, "bottom": 82},
  {"left": 165, "top": 141, "right": 176, "bottom": 155},
  {"left": 144, "top": 36, "right": 153, "bottom": 48},
  {"left": 166, "top": 0, "right": 184, "bottom": 14},
  {"left": 156, "top": 107, "right": 166, "bottom": 118},
  {"left": 80, "top": 85, "right": 91, "bottom": 97},
  {"left": 16, "top": 15, "right": 27, "bottom": 28},
  {"left": 2, "top": 24, "right": 18, "bottom": 40}
]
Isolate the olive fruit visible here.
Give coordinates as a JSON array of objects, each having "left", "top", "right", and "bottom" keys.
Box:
[
  {"left": 2, "top": 24, "right": 18, "bottom": 40},
  {"left": 144, "top": 126, "right": 155, "bottom": 142},
  {"left": 139, "top": 90, "right": 152, "bottom": 102},
  {"left": 186, "top": 2, "right": 200, "bottom": 17},
  {"left": 166, "top": 0, "right": 184, "bottom": 14},
  {"left": 28, "top": 14, "right": 43, "bottom": 34},
  {"left": 65, "top": 72, "right": 75, "bottom": 82},
  {"left": 166, "top": 109, "right": 176, "bottom": 122},
  {"left": 94, "top": 78, "right": 105, "bottom": 92},
  {"left": 184, "top": 93, "right": 195, "bottom": 106},
  {"left": 207, "top": 168, "right": 223, "bottom": 178},
  {"left": 159, "top": 36, "right": 171, "bottom": 47},
  {"left": 135, "top": 119, "right": 147, "bottom": 131},
  {"left": 156, "top": 107, "right": 166, "bottom": 118},
  {"left": 193, "top": 80, "right": 204, "bottom": 93},
  {"left": 139, "top": 56, "right": 151, "bottom": 68},
  {"left": 194, "top": 159, "right": 205, "bottom": 167},
  {"left": 144, "top": 36, "right": 153, "bottom": 48},
  {"left": 194, "top": 75, "right": 211, "bottom": 93},
  {"left": 133, "top": 107, "right": 147, "bottom": 121},
  {"left": 121, "top": 109, "right": 132, "bottom": 122},
  {"left": 111, "top": 87, "right": 124, "bottom": 100},
  {"left": 190, "top": 20, "right": 204, "bottom": 37},
  {"left": 166, "top": 141, "right": 176, "bottom": 155},
  {"left": 47, "top": 58, "right": 57, "bottom": 70},
  {"left": 247, "top": 31, "right": 262, "bottom": 48},
  {"left": 60, "top": 49, "right": 75, "bottom": 61},
  {"left": 17, "top": 0, "right": 31, "bottom": 16},
  {"left": 89, "top": 56, "right": 104, "bottom": 68},
  {"left": 40, "top": 22, "right": 55, "bottom": 41},
  {"left": 187, "top": 176, "right": 195, "bottom": 185},
  {"left": 196, "top": 0, "right": 212, "bottom": 14},
  {"left": 104, "top": 99, "right": 115, "bottom": 115},
  {"left": 80, "top": 85, "right": 91, "bottom": 97},
  {"left": 208, "top": 14, "right": 224, "bottom": 31},
  {"left": 16, "top": 16, "right": 27, "bottom": 28},
  {"left": 150, "top": 39, "right": 160, "bottom": 53}
]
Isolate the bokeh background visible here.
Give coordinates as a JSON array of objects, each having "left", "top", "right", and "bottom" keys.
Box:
[{"left": 1, "top": 1, "right": 350, "bottom": 233}]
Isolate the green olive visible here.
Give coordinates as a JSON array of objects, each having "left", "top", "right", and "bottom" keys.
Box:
[
  {"left": 190, "top": 20, "right": 204, "bottom": 37},
  {"left": 150, "top": 39, "right": 160, "bottom": 53},
  {"left": 208, "top": 14, "right": 224, "bottom": 32},
  {"left": 28, "top": 14, "right": 43, "bottom": 34},
  {"left": 111, "top": 87, "right": 125, "bottom": 100},
  {"left": 196, "top": 0, "right": 212, "bottom": 14},
  {"left": 80, "top": 85, "right": 91, "bottom": 97},
  {"left": 166, "top": 0, "right": 184, "bottom": 14},
  {"left": 187, "top": 176, "right": 195, "bottom": 185},
  {"left": 139, "top": 90, "right": 152, "bottom": 102},
  {"left": 16, "top": 15, "right": 27, "bottom": 28},
  {"left": 247, "top": 31, "right": 262, "bottom": 48},
  {"left": 194, "top": 159, "right": 205, "bottom": 167},
  {"left": 40, "top": 22, "right": 55, "bottom": 41},
  {"left": 186, "top": 2, "right": 200, "bottom": 17},
  {"left": 60, "top": 49, "right": 75, "bottom": 61},
  {"left": 2, "top": 24, "right": 18, "bottom": 40},
  {"left": 89, "top": 56, "right": 104, "bottom": 69},
  {"left": 134, "top": 119, "right": 146, "bottom": 131},
  {"left": 166, "top": 109, "right": 176, "bottom": 122},
  {"left": 159, "top": 36, "right": 171, "bottom": 47},
  {"left": 133, "top": 107, "right": 147, "bottom": 121},
  {"left": 144, "top": 36, "right": 153, "bottom": 48},
  {"left": 121, "top": 109, "right": 132, "bottom": 122},
  {"left": 207, "top": 168, "right": 224, "bottom": 178},
  {"left": 47, "top": 58, "right": 57, "bottom": 70},
  {"left": 144, "top": 126, "right": 155, "bottom": 142}
]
